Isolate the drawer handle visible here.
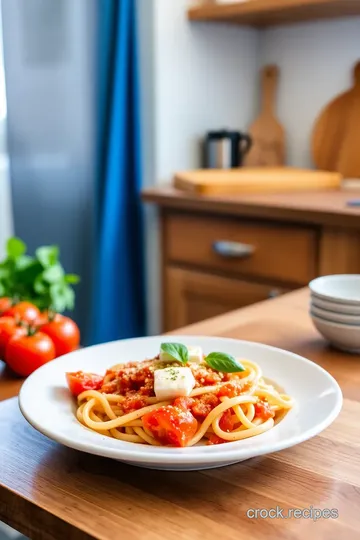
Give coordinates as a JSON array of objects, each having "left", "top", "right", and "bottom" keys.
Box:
[
  {"left": 268, "top": 289, "right": 281, "bottom": 299},
  {"left": 212, "top": 241, "right": 255, "bottom": 258}
]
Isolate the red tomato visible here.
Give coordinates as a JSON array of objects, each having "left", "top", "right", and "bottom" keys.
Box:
[
  {"left": 4, "top": 301, "right": 40, "bottom": 324},
  {"left": 66, "top": 371, "right": 104, "bottom": 397},
  {"left": 219, "top": 409, "right": 237, "bottom": 432},
  {"left": 0, "top": 297, "right": 12, "bottom": 315},
  {"left": 41, "top": 314, "right": 80, "bottom": 357},
  {"left": 143, "top": 403, "right": 198, "bottom": 447},
  {"left": 35, "top": 311, "right": 51, "bottom": 327},
  {"left": 6, "top": 331, "right": 56, "bottom": 377},
  {"left": 254, "top": 400, "right": 275, "bottom": 420},
  {"left": 0, "top": 317, "right": 26, "bottom": 360}
]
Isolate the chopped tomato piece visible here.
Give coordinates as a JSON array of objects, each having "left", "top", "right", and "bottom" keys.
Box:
[
  {"left": 173, "top": 396, "right": 194, "bottom": 410},
  {"left": 254, "top": 400, "right": 275, "bottom": 420},
  {"left": 219, "top": 409, "right": 237, "bottom": 432},
  {"left": 143, "top": 404, "right": 198, "bottom": 447},
  {"left": 217, "top": 381, "right": 250, "bottom": 398},
  {"left": 207, "top": 434, "right": 226, "bottom": 445},
  {"left": 66, "top": 371, "right": 104, "bottom": 397},
  {"left": 189, "top": 393, "right": 220, "bottom": 420}
]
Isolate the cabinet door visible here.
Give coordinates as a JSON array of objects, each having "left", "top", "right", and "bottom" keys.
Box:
[{"left": 164, "top": 267, "right": 288, "bottom": 331}]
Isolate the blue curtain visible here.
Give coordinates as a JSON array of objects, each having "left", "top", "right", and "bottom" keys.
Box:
[{"left": 90, "top": 0, "right": 145, "bottom": 344}]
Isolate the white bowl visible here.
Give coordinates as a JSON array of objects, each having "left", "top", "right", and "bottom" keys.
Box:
[
  {"left": 19, "top": 335, "right": 342, "bottom": 471},
  {"left": 311, "top": 314, "right": 360, "bottom": 353},
  {"left": 311, "top": 296, "right": 360, "bottom": 315},
  {"left": 311, "top": 304, "right": 360, "bottom": 325},
  {"left": 309, "top": 275, "right": 360, "bottom": 305}
]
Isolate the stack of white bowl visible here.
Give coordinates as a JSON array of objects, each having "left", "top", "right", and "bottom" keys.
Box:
[{"left": 309, "top": 275, "right": 360, "bottom": 353}]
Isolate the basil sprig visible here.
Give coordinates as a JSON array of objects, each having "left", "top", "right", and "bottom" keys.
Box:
[
  {"left": 160, "top": 342, "right": 189, "bottom": 364},
  {"left": 205, "top": 352, "right": 245, "bottom": 373},
  {"left": 159, "top": 343, "right": 245, "bottom": 373},
  {"left": 0, "top": 237, "right": 80, "bottom": 312}
]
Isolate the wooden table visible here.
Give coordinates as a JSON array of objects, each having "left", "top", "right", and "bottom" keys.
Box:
[
  {"left": 0, "top": 362, "right": 24, "bottom": 401},
  {"left": 0, "top": 289, "right": 359, "bottom": 540}
]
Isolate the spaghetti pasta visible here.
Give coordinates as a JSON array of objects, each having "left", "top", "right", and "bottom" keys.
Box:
[{"left": 67, "top": 351, "right": 294, "bottom": 447}]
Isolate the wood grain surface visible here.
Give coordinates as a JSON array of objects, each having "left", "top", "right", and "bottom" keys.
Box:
[
  {"left": 142, "top": 186, "right": 360, "bottom": 228},
  {"left": 173, "top": 168, "right": 341, "bottom": 196},
  {"left": 246, "top": 65, "right": 285, "bottom": 167},
  {"left": 312, "top": 61, "right": 360, "bottom": 178},
  {"left": 188, "top": 0, "right": 360, "bottom": 27},
  {"left": 165, "top": 212, "right": 317, "bottom": 285},
  {"left": 0, "top": 362, "right": 24, "bottom": 402},
  {"left": 0, "top": 289, "right": 360, "bottom": 540}
]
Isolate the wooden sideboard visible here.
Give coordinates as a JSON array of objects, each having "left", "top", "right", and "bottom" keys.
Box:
[{"left": 142, "top": 187, "right": 360, "bottom": 332}]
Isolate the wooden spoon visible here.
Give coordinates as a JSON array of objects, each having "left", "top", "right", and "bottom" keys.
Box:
[{"left": 245, "top": 65, "right": 285, "bottom": 167}]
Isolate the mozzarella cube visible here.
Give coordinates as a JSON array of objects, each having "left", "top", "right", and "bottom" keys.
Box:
[
  {"left": 187, "top": 346, "right": 203, "bottom": 364},
  {"left": 154, "top": 367, "right": 196, "bottom": 401}
]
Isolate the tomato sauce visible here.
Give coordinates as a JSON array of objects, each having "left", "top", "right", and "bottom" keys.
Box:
[{"left": 98, "top": 359, "right": 247, "bottom": 415}]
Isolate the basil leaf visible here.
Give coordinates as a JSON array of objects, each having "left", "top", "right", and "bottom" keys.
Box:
[
  {"left": 205, "top": 352, "right": 245, "bottom": 373},
  {"left": 7, "top": 237, "right": 26, "bottom": 259},
  {"left": 160, "top": 342, "right": 189, "bottom": 364},
  {"left": 36, "top": 245, "right": 59, "bottom": 268},
  {"left": 65, "top": 273, "right": 80, "bottom": 284},
  {"left": 34, "top": 275, "right": 48, "bottom": 295},
  {"left": 43, "top": 263, "right": 65, "bottom": 283}
]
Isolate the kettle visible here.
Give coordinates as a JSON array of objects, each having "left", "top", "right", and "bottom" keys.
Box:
[{"left": 204, "top": 129, "right": 252, "bottom": 169}]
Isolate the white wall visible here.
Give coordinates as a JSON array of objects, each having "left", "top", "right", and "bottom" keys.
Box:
[
  {"left": 260, "top": 17, "right": 360, "bottom": 168},
  {"left": 138, "top": 0, "right": 259, "bottom": 334},
  {"left": 154, "top": 0, "right": 259, "bottom": 181}
]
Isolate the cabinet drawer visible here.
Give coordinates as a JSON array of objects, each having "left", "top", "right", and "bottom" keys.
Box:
[
  {"left": 165, "top": 266, "right": 289, "bottom": 331},
  {"left": 165, "top": 213, "right": 317, "bottom": 285}
]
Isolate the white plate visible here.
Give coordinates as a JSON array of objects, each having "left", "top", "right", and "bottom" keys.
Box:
[
  {"left": 19, "top": 336, "right": 343, "bottom": 471},
  {"left": 309, "top": 275, "right": 360, "bottom": 304}
]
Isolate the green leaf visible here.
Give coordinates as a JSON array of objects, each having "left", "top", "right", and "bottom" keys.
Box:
[
  {"left": 49, "top": 283, "right": 68, "bottom": 313},
  {"left": 42, "top": 264, "right": 64, "bottom": 283},
  {"left": 16, "top": 260, "right": 43, "bottom": 285},
  {"left": 160, "top": 342, "right": 189, "bottom": 365},
  {"left": 6, "top": 237, "right": 26, "bottom": 259},
  {"left": 36, "top": 245, "right": 59, "bottom": 268},
  {"left": 64, "top": 286, "right": 75, "bottom": 310},
  {"left": 0, "top": 266, "right": 10, "bottom": 280},
  {"left": 64, "top": 273, "right": 80, "bottom": 285},
  {"left": 49, "top": 282, "right": 75, "bottom": 312},
  {"left": 0, "top": 282, "right": 5, "bottom": 296},
  {"left": 15, "top": 255, "right": 34, "bottom": 271},
  {"left": 205, "top": 352, "right": 245, "bottom": 373},
  {"left": 34, "top": 275, "right": 49, "bottom": 294}
]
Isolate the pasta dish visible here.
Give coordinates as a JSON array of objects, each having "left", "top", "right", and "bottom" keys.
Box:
[{"left": 66, "top": 343, "right": 294, "bottom": 447}]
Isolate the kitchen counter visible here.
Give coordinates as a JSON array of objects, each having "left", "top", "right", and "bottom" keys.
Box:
[
  {"left": 143, "top": 186, "right": 360, "bottom": 228},
  {"left": 0, "top": 288, "right": 359, "bottom": 539},
  {"left": 142, "top": 186, "right": 360, "bottom": 332}
]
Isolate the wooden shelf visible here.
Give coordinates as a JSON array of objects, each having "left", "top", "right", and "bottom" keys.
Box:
[{"left": 188, "top": 0, "right": 360, "bottom": 27}]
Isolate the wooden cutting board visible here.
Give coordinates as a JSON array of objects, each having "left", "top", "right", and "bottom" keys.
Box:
[
  {"left": 312, "top": 61, "right": 360, "bottom": 178},
  {"left": 174, "top": 168, "right": 342, "bottom": 195},
  {"left": 245, "top": 65, "right": 286, "bottom": 167}
]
